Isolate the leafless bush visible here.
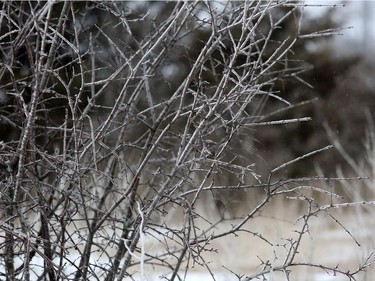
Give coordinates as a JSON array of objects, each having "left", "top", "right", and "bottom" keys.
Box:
[{"left": 0, "top": 1, "right": 373, "bottom": 281}]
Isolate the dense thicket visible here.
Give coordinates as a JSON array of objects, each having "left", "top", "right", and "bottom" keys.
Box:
[{"left": 0, "top": 2, "right": 373, "bottom": 280}]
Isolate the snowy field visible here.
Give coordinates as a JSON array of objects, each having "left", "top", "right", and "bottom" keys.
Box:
[{"left": 4, "top": 208, "right": 373, "bottom": 281}]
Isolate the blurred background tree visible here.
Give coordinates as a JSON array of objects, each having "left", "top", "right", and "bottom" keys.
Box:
[{"left": 1, "top": 1, "right": 373, "bottom": 177}]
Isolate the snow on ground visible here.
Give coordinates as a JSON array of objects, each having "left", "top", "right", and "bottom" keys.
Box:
[{"left": 3, "top": 208, "right": 373, "bottom": 281}]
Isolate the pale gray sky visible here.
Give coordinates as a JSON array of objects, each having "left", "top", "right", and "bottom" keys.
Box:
[{"left": 306, "top": 1, "right": 375, "bottom": 56}]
